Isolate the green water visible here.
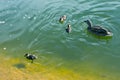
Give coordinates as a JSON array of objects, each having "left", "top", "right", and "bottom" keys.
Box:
[{"left": 0, "top": 0, "right": 120, "bottom": 79}]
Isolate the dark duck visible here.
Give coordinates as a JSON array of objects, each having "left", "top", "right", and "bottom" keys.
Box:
[
  {"left": 84, "top": 20, "right": 113, "bottom": 37},
  {"left": 66, "top": 24, "right": 71, "bottom": 33},
  {"left": 24, "top": 53, "right": 37, "bottom": 63}
]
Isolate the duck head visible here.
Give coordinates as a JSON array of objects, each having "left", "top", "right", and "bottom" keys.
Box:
[
  {"left": 84, "top": 20, "right": 89, "bottom": 23},
  {"left": 84, "top": 20, "right": 92, "bottom": 28}
]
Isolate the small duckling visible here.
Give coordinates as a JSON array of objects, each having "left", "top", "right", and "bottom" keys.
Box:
[
  {"left": 59, "top": 15, "right": 66, "bottom": 23},
  {"left": 66, "top": 24, "right": 71, "bottom": 33},
  {"left": 24, "top": 53, "right": 37, "bottom": 63}
]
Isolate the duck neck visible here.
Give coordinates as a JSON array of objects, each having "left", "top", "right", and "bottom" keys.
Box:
[{"left": 87, "top": 20, "right": 92, "bottom": 28}]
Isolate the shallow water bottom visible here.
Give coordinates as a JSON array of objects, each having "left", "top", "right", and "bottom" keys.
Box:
[{"left": 0, "top": 55, "right": 119, "bottom": 80}]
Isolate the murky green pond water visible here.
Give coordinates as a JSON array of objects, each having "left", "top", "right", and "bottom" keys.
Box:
[{"left": 0, "top": 0, "right": 120, "bottom": 79}]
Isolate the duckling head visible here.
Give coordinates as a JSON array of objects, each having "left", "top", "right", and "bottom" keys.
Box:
[
  {"left": 62, "top": 15, "right": 66, "bottom": 20},
  {"left": 24, "top": 53, "right": 29, "bottom": 57},
  {"left": 67, "top": 24, "right": 71, "bottom": 28}
]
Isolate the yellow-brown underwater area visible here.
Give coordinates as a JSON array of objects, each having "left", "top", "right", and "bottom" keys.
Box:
[{"left": 0, "top": 54, "right": 119, "bottom": 80}]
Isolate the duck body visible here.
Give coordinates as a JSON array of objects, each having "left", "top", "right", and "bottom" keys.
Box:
[
  {"left": 66, "top": 24, "right": 71, "bottom": 33},
  {"left": 84, "top": 20, "right": 113, "bottom": 37},
  {"left": 24, "top": 53, "right": 37, "bottom": 63}
]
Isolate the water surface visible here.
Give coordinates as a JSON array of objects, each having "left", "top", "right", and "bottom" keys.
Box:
[{"left": 0, "top": 0, "right": 120, "bottom": 79}]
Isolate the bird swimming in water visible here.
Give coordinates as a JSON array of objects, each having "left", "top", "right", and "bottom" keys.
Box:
[
  {"left": 59, "top": 15, "right": 66, "bottom": 23},
  {"left": 66, "top": 24, "right": 71, "bottom": 33},
  {"left": 24, "top": 53, "right": 37, "bottom": 63},
  {"left": 84, "top": 20, "right": 113, "bottom": 37}
]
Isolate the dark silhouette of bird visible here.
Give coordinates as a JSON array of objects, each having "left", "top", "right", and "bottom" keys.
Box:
[
  {"left": 24, "top": 53, "right": 37, "bottom": 63},
  {"left": 66, "top": 24, "right": 71, "bottom": 33},
  {"left": 84, "top": 20, "right": 113, "bottom": 37}
]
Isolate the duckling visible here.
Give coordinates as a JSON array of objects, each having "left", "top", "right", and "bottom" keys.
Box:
[
  {"left": 66, "top": 24, "right": 71, "bottom": 33},
  {"left": 24, "top": 53, "right": 37, "bottom": 63},
  {"left": 84, "top": 20, "right": 113, "bottom": 37},
  {"left": 59, "top": 15, "right": 66, "bottom": 23}
]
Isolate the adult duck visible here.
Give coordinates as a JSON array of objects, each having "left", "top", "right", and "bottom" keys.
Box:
[{"left": 84, "top": 20, "right": 113, "bottom": 37}]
